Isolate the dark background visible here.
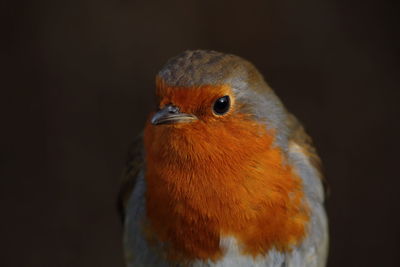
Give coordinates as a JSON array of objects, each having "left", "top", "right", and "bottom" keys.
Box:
[{"left": 1, "top": 0, "right": 399, "bottom": 266}]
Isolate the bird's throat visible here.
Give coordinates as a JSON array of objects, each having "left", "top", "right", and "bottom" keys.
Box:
[{"left": 143, "top": 116, "right": 309, "bottom": 262}]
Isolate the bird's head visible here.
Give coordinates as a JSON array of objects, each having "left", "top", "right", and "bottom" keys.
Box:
[{"left": 146, "top": 50, "right": 290, "bottom": 158}]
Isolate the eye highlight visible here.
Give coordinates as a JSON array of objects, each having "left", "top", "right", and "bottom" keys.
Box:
[{"left": 213, "top": 95, "right": 230, "bottom": 115}]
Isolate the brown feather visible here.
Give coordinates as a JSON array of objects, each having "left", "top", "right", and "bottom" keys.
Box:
[
  {"left": 286, "top": 113, "right": 329, "bottom": 197},
  {"left": 117, "top": 133, "right": 144, "bottom": 222}
]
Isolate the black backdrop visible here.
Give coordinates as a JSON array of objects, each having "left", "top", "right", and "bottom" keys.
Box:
[{"left": 1, "top": 0, "right": 399, "bottom": 266}]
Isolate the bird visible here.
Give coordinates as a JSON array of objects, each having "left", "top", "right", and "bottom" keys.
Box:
[{"left": 118, "top": 50, "right": 328, "bottom": 267}]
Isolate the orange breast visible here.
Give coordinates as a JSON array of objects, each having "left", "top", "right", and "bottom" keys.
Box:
[{"left": 143, "top": 83, "right": 309, "bottom": 262}]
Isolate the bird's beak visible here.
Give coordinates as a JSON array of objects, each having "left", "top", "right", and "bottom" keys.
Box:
[{"left": 151, "top": 104, "right": 198, "bottom": 125}]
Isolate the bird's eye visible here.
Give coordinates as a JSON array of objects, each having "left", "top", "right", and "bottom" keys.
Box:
[{"left": 213, "top": 95, "right": 230, "bottom": 115}]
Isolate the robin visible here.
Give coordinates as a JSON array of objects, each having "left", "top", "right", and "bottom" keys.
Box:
[{"left": 118, "top": 50, "right": 328, "bottom": 267}]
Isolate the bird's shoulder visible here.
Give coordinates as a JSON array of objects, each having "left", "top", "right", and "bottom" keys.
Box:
[
  {"left": 117, "top": 133, "right": 144, "bottom": 222},
  {"left": 286, "top": 113, "right": 324, "bottom": 180}
]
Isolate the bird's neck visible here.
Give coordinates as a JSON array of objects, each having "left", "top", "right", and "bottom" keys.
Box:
[{"left": 143, "top": 119, "right": 309, "bottom": 262}]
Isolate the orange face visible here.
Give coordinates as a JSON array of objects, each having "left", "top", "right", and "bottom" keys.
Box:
[
  {"left": 154, "top": 76, "right": 236, "bottom": 124},
  {"left": 143, "top": 77, "right": 309, "bottom": 262}
]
